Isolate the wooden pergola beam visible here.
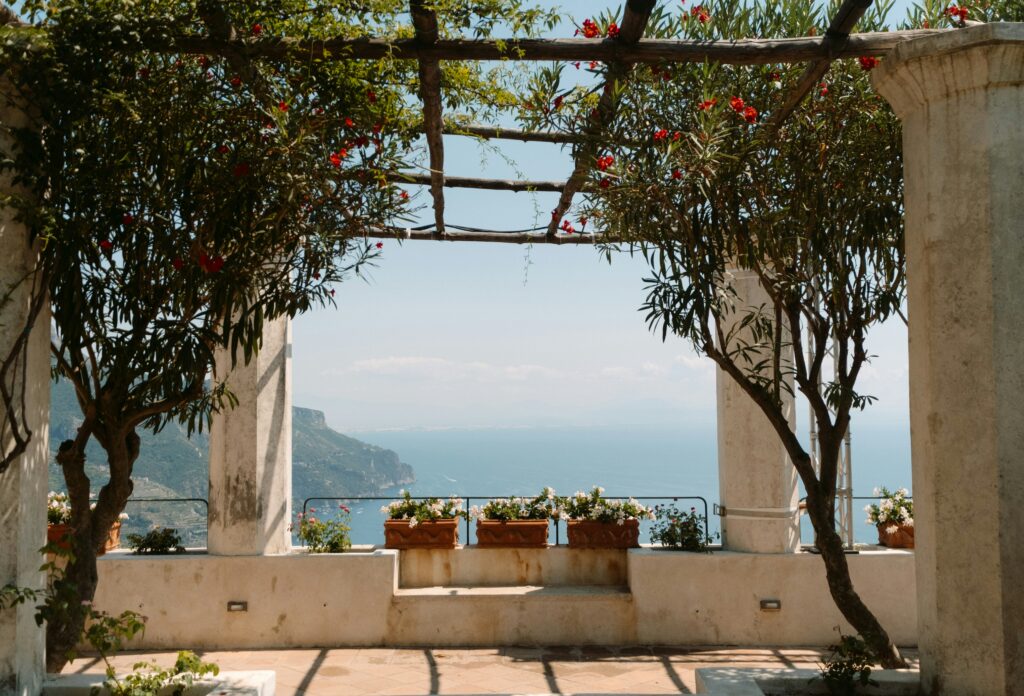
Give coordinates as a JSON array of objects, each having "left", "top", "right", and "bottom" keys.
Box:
[
  {"left": 152, "top": 29, "right": 943, "bottom": 65},
  {"left": 400, "top": 172, "right": 568, "bottom": 192},
  {"left": 410, "top": 0, "right": 446, "bottom": 237},
  {"left": 364, "top": 228, "right": 600, "bottom": 245},
  {"left": 766, "top": 0, "right": 875, "bottom": 132},
  {"left": 546, "top": 0, "right": 655, "bottom": 239},
  {"left": 443, "top": 123, "right": 577, "bottom": 144}
]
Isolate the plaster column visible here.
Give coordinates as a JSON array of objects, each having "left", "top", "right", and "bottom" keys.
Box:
[
  {"left": 0, "top": 83, "right": 50, "bottom": 696},
  {"left": 716, "top": 268, "right": 800, "bottom": 553},
  {"left": 207, "top": 316, "right": 292, "bottom": 555},
  {"left": 873, "top": 24, "right": 1024, "bottom": 696}
]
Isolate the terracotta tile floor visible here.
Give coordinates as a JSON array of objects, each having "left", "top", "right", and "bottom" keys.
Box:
[{"left": 63, "top": 646, "right": 919, "bottom": 695}]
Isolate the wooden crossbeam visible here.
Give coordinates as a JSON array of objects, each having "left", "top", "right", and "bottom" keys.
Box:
[
  {"left": 154, "top": 29, "right": 941, "bottom": 65},
  {"left": 545, "top": 0, "right": 655, "bottom": 239},
  {"left": 444, "top": 123, "right": 576, "bottom": 144},
  {"left": 400, "top": 172, "right": 567, "bottom": 192},
  {"left": 197, "top": 1, "right": 273, "bottom": 102},
  {"left": 410, "top": 0, "right": 446, "bottom": 237},
  {"left": 766, "top": 0, "right": 875, "bottom": 132},
  {"left": 364, "top": 228, "right": 600, "bottom": 245}
]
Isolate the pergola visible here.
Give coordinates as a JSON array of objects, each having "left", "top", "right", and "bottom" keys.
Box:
[{"left": 1, "top": 4, "right": 1022, "bottom": 696}]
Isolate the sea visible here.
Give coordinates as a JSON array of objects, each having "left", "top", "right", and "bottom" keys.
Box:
[{"left": 310, "top": 423, "right": 913, "bottom": 547}]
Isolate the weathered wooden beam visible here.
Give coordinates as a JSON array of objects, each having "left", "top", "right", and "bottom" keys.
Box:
[
  {"left": 400, "top": 172, "right": 567, "bottom": 192},
  {"left": 444, "top": 123, "right": 577, "bottom": 144},
  {"left": 153, "top": 29, "right": 944, "bottom": 65},
  {"left": 365, "top": 228, "right": 600, "bottom": 245},
  {"left": 766, "top": 0, "right": 874, "bottom": 132},
  {"left": 410, "top": 0, "right": 446, "bottom": 237},
  {"left": 546, "top": 0, "right": 655, "bottom": 239},
  {"left": 197, "top": 0, "right": 273, "bottom": 102}
]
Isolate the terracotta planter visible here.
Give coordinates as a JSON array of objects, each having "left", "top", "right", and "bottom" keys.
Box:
[
  {"left": 384, "top": 518, "right": 459, "bottom": 549},
  {"left": 566, "top": 519, "right": 640, "bottom": 549},
  {"left": 475, "top": 519, "right": 549, "bottom": 548},
  {"left": 47, "top": 523, "right": 73, "bottom": 551},
  {"left": 99, "top": 520, "right": 123, "bottom": 556},
  {"left": 877, "top": 522, "right": 914, "bottom": 549}
]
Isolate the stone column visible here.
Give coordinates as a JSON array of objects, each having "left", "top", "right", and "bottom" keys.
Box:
[
  {"left": 0, "top": 82, "right": 50, "bottom": 695},
  {"left": 716, "top": 268, "right": 800, "bottom": 553},
  {"left": 873, "top": 24, "right": 1024, "bottom": 696},
  {"left": 207, "top": 316, "right": 292, "bottom": 555}
]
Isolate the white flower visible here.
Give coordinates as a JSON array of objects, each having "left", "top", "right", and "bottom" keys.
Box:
[
  {"left": 409, "top": 518, "right": 419, "bottom": 527},
  {"left": 904, "top": 518, "right": 914, "bottom": 527},
  {"left": 873, "top": 487, "right": 882, "bottom": 496},
  {"left": 118, "top": 512, "right": 129, "bottom": 521}
]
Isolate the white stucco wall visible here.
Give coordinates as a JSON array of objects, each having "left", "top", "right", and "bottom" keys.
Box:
[{"left": 91, "top": 546, "right": 916, "bottom": 650}]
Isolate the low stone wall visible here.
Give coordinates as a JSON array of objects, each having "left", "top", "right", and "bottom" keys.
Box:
[{"left": 91, "top": 545, "right": 916, "bottom": 650}]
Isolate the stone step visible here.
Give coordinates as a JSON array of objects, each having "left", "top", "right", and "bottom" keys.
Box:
[{"left": 388, "top": 585, "right": 636, "bottom": 646}]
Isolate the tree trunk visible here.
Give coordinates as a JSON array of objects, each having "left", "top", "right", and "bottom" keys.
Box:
[
  {"left": 47, "top": 431, "right": 139, "bottom": 673},
  {"left": 805, "top": 489, "right": 907, "bottom": 669}
]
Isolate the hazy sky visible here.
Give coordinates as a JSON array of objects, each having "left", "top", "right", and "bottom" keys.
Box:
[{"left": 293, "top": 0, "right": 915, "bottom": 433}]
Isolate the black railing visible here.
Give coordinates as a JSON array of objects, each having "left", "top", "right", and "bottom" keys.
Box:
[
  {"left": 90, "top": 497, "right": 210, "bottom": 546},
  {"left": 303, "top": 494, "right": 710, "bottom": 546}
]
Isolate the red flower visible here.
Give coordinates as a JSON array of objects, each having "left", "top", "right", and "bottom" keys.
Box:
[
  {"left": 573, "top": 62, "right": 581, "bottom": 69},
  {"left": 122, "top": 213, "right": 134, "bottom": 225},
  {"left": 233, "top": 163, "right": 250, "bottom": 177},
  {"left": 138, "top": 68, "right": 150, "bottom": 79},
  {"left": 199, "top": 253, "right": 225, "bottom": 273},
  {"left": 217, "top": 144, "right": 230, "bottom": 154},
  {"left": 400, "top": 191, "right": 409, "bottom": 200},
  {"left": 551, "top": 209, "right": 559, "bottom": 219},
  {"left": 819, "top": 81, "right": 829, "bottom": 97},
  {"left": 599, "top": 178, "right": 611, "bottom": 189},
  {"left": 376, "top": 242, "right": 383, "bottom": 249},
  {"left": 230, "top": 75, "right": 241, "bottom": 88},
  {"left": 858, "top": 56, "right": 880, "bottom": 71},
  {"left": 672, "top": 169, "right": 683, "bottom": 179},
  {"left": 579, "top": 217, "right": 588, "bottom": 228},
  {"left": 698, "top": 98, "right": 718, "bottom": 111},
  {"left": 691, "top": 5, "right": 710, "bottom": 23},
  {"left": 354, "top": 135, "right": 370, "bottom": 148},
  {"left": 743, "top": 105, "right": 758, "bottom": 123},
  {"left": 344, "top": 117, "right": 355, "bottom": 128},
  {"left": 606, "top": 22, "right": 620, "bottom": 38},
  {"left": 729, "top": 96, "right": 745, "bottom": 112},
  {"left": 672, "top": 131, "right": 681, "bottom": 141},
  {"left": 596, "top": 155, "right": 614, "bottom": 171},
  {"left": 768, "top": 71, "right": 781, "bottom": 82},
  {"left": 653, "top": 128, "right": 669, "bottom": 141},
  {"left": 560, "top": 219, "right": 575, "bottom": 234},
  {"left": 278, "top": 100, "right": 289, "bottom": 112},
  {"left": 579, "top": 18, "right": 601, "bottom": 38},
  {"left": 251, "top": 23, "right": 262, "bottom": 36},
  {"left": 367, "top": 90, "right": 377, "bottom": 103},
  {"left": 372, "top": 123, "right": 383, "bottom": 135},
  {"left": 589, "top": 60, "right": 599, "bottom": 69},
  {"left": 553, "top": 95, "right": 564, "bottom": 110},
  {"left": 329, "top": 149, "right": 348, "bottom": 167},
  {"left": 945, "top": 4, "right": 968, "bottom": 21},
  {"left": 172, "top": 257, "right": 184, "bottom": 270},
  {"left": 99, "top": 240, "right": 113, "bottom": 253}
]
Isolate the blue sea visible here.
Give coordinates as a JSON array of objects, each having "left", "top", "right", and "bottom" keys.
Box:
[{"left": 309, "top": 423, "right": 912, "bottom": 547}]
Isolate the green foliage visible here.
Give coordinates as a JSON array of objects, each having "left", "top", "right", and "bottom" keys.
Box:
[
  {"left": 101, "top": 650, "right": 219, "bottom": 696},
  {"left": 556, "top": 486, "right": 655, "bottom": 523},
  {"left": 126, "top": 527, "right": 185, "bottom": 554},
  {"left": 818, "top": 633, "right": 879, "bottom": 695},
  {"left": 649, "top": 503, "right": 715, "bottom": 552},
  {"left": 293, "top": 503, "right": 352, "bottom": 553},
  {"left": 471, "top": 488, "right": 557, "bottom": 520},
  {"left": 381, "top": 490, "right": 466, "bottom": 522}
]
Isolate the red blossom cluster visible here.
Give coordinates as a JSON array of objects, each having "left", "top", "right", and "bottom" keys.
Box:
[
  {"left": 606, "top": 22, "right": 620, "bottom": 38},
  {"left": 653, "top": 128, "right": 669, "bottom": 141},
  {"left": 577, "top": 18, "right": 601, "bottom": 38},
  {"left": 251, "top": 23, "right": 262, "bottom": 36},
  {"left": 99, "top": 240, "right": 113, "bottom": 253},
  {"left": 599, "top": 178, "right": 611, "bottom": 189},
  {"left": 945, "top": 4, "right": 969, "bottom": 21},
  {"left": 329, "top": 149, "right": 348, "bottom": 167},
  {"left": 698, "top": 98, "right": 717, "bottom": 111},
  {"left": 671, "top": 169, "right": 683, "bottom": 180},
  {"left": 278, "top": 100, "right": 289, "bottom": 112},
  {"left": 376, "top": 242, "right": 384, "bottom": 249},
  {"left": 560, "top": 219, "right": 575, "bottom": 234},
  {"left": 819, "top": 81, "right": 829, "bottom": 96},
  {"left": 858, "top": 56, "right": 880, "bottom": 71},
  {"left": 122, "top": 213, "right": 134, "bottom": 225},
  {"left": 729, "top": 96, "right": 745, "bottom": 112},
  {"left": 743, "top": 105, "right": 758, "bottom": 123},
  {"left": 690, "top": 5, "right": 710, "bottom": 23},
  {"left": 596, "top": 154, "right": 614, "bottom": 171},
  {"left": 198, "top": 253, "right": 225, "bottom": 273},
  {"left": 728, "top": 97, "right": 758, "bottom": 124}
]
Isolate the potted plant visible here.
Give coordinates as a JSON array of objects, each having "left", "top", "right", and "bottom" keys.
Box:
[
  {"left": 650, "top": 503, "right": 716, "bottom": 552},
  {"left": 291, "top": 504, "right": 352, "bottom": 553},
  {"left": 470, "top": 488, "right": 556, "bottom": 548},
  {"left": 865, "top": 487, "right": 914, "bottom": 549},
  {"left": 381, "top": 490, "right": 465, "bottom": 549},
  {"left": 126, "top": 527, "right": 186, "bottom": 555},
  {"left": 557, "top": 487, "right": 654, "bottom": 549},
  {"left": 99, "top": 510, "right": 130, "bottom": 555},
  {"left": 47, "top": 491, "right": 73, "bottom": 551}
]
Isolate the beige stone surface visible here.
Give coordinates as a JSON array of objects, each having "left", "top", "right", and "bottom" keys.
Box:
[
  {"left": 715, "top": 268, "right": 800, "bottom": 554},
  {"left": 873, "top": 22, "right": 1024, "bottom": 696},
  {"left": 0, "top": 79, "right": 51, "bottom": 696},
  {"left": 399, "top": 547, "right": 628, "bottom": 588},
  {"left": 60, "top": 646, "right": 920, "bottom": 695},
  {"left": 208, "top": 315, "right": 293, "bottom": 556}
]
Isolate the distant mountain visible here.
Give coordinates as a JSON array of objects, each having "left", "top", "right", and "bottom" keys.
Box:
[{"left": 48, "top": 379, "right": 414, "bottom": 542}]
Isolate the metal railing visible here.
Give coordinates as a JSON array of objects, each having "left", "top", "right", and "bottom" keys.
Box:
[{"left": 303, "top": 494, "right": 710, "bottom": 546}]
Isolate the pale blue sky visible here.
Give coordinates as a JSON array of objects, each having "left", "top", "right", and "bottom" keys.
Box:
[{"left": 293, "top": 0, "right": 916, "bottom": 433}]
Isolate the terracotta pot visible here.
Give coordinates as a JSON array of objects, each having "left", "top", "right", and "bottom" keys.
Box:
[
  {"left": 47, "top": 523, "right": 73, "bottom": 551},
  {"left": 566, "top": 519, "right": 640, "bottom": 549},
  {"left": 475, "top": 519, "right": 549, "bottom": 548},
  {"left": 877, "top": 522, "right": 914, "bottom": 549},
  {"left": 384, "top": 518, "right": 459, "bottom": 549},
  {"left": 99, "top": 520, "right": 123, "bottom": 556}
]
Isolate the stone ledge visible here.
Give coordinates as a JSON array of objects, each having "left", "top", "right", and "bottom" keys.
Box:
[
  {"left": 695, "top": 667, "right": 919, "bottom": 695},
  {"left": 394, "top": 584, "right": 632, "bottom": 599},
  {"left": 43, "top": 670, "right": 275, "bottom": 696}
]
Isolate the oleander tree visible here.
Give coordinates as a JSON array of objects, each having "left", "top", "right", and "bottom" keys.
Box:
[{"left": 0, "top": 0, "right": 557, "bottom": 669}]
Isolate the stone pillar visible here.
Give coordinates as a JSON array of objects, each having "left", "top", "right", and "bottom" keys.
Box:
[
  {"left": 873, "top": 24, "right": 1024, "bottom": 696},
  {"left": 207, "top": 316, "right": 292, "bottom": 555},
  {"left": 0, "top": 83, "right": 50, "bottom": 695},
  {"left": 716, "top": 268, "right": 800, "bottom": 553}
]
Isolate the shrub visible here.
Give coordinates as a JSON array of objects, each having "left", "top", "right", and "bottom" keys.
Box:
[
  {"left": 650, "top": 503, "right": 715, "bottom": 552},
  {"left": 865, "top": 487, "right": 913, "bottom": 530},
  {"left": 381, "top": 490, "right": 466, "bottom": 525},
  {"left": 292, "top": 504, "right": 352, "bottom": 553},
  {"left": 470, "top": 488, "right": 557, "bottom": 520},
  {"left": 818, "top": 632, "right": 879, "bottom": 695},
  {"left": 126, "top": 528, "right": 185, "bottom": 555}
]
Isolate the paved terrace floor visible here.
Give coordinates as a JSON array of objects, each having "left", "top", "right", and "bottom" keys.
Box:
[{"left": 62, "top": 646, "right": 920, "bottom": 695}]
